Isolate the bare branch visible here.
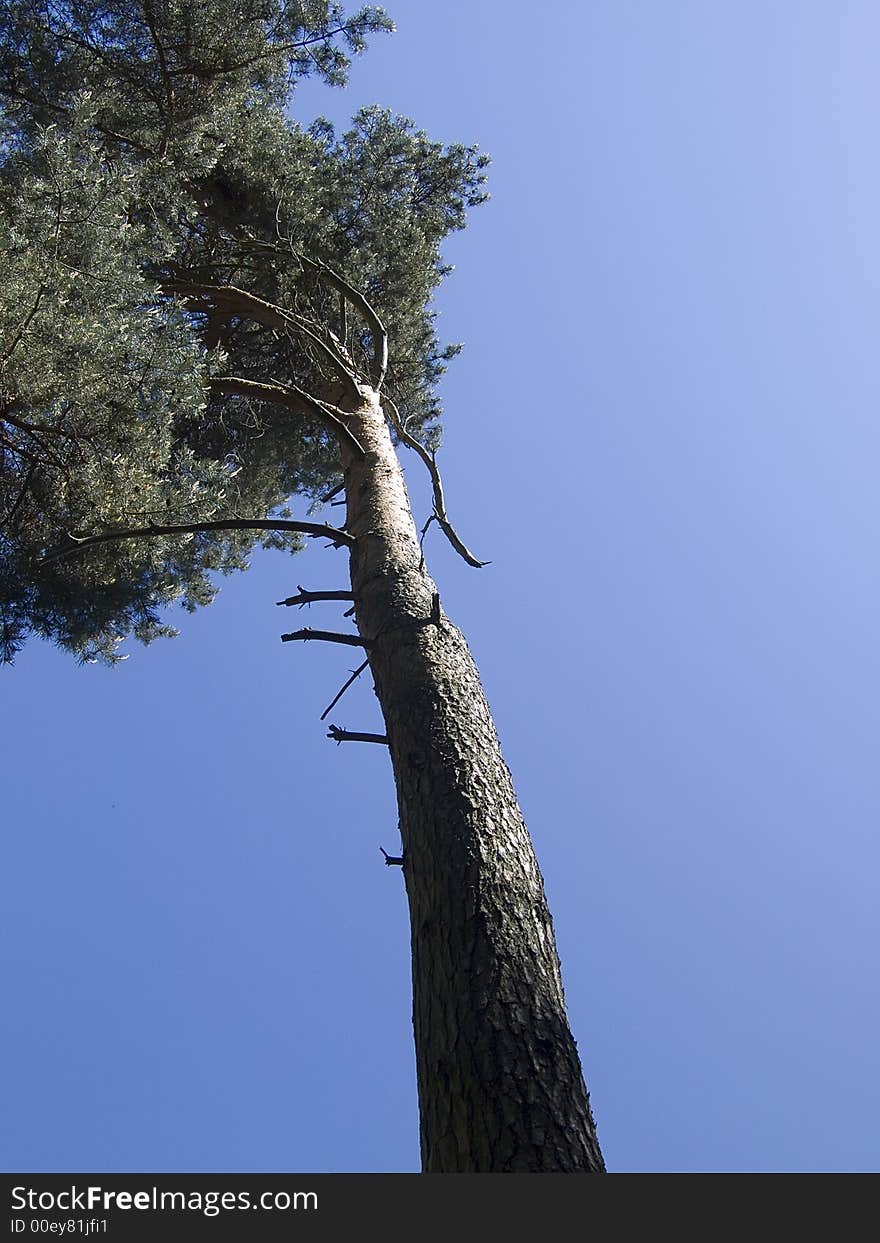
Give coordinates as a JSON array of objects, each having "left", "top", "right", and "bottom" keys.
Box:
[
  {"left": 385, "top": 396, "right": 489, "bottom": 569},
  {"left": 282, "top": 323, "right": 361, "bottom": 404},
  {"left": 164, "top": 279, "right": 291, "bottom": 330},
  {"left": 320, "top": 658, "right": 370, "bottom": 722},
  {"left": 166, "top": 279, "right": 361, "bottom": 399},
  {"left": 276, "top": 586, "right": 354, "bottom": 607},
  {"left": 321, "top": 482, "right": 345, "bottom": 505},
  {"left": 211, "top": 376, "right": 364, "bottom": 458},
  {"left": 1, "top": 409, "right": 79, "bottom": 440},
  {"left": 43, "top": 518, "right": 354, "bottom": 561},
  {"left": 274, "top": 380, "right": 363, "bottom": 441},
  {"left": 0, "top": 431, "right": 41, "bottom": 468},
  {"left": 380, "top": 846, "right": 405, "bottom": 867},
  {"left": 326, "top": 725, "right": 388, "bottom": 745},
  {"left": 281, "top": 628, "right": 369, "bottom": 648},
  {"left": 296, "top": 253, "right": 388, "bottom": 390},
  {"left": 0, "top": 421, "right": 67, "bottom": 471}
]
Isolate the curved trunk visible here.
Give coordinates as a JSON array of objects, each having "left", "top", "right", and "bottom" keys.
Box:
[{"left": 341, "top": 394, "right": 604, "bottom": 1173}]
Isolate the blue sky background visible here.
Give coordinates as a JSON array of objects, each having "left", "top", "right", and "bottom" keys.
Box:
[{"left": 3, "top": 1, "right": 879, "bottom": 1172}]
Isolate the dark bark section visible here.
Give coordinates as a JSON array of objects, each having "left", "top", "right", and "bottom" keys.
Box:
[{"left": 341, "top": 396, "right": 605, "bottom": 1173}]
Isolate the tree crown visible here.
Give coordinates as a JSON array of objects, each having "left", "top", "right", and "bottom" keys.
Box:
[{"left": 0, "top": 1, "right": 488, "bottom": 663}]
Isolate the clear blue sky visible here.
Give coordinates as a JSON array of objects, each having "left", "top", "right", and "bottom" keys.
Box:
[{"left": 3, "top": 0, "right": 879, "bottom": 1173}]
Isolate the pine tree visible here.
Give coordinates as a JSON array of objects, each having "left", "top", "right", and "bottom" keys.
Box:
[{"left": 0, "top": 0, "right": 605, "bottom": 1171}]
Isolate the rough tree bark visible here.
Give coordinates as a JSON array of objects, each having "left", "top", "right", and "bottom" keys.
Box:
[{"left": 340, "top": 390, "right": 605, "bottom": 1173}]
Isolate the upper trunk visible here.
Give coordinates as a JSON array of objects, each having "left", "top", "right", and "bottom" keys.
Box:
[{"left": 341, "top": 393, "right": 605, "bottom": 1173}]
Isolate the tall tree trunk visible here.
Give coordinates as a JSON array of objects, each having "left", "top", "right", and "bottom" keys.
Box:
[{"left": 341, "top": 393, "right": 605, "bottom": 1173}]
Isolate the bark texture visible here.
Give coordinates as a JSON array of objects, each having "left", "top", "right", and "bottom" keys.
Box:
[{"left": 341, "top": 393, "right": 605, "bottom": 1173}]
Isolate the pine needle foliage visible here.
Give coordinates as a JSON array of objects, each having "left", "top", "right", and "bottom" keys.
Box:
[{"left": 0, "top": 1, "right": 488, "bottom": 663}]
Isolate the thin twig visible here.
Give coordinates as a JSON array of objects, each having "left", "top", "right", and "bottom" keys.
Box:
[
  {"left": 295, "top": 253, "right": 388, "bottom": 390},
  {"left": 320, "top": 659, "right": 370, "bottom": 721},
  {"left": 282, "top": 323, "right": 361, "bottom": 404},
  {"left": 418, "top": 512, "right": 437, "bottom": 572},
  {"left": 211, "top": 376, "right": 364, "bottom": 458}
]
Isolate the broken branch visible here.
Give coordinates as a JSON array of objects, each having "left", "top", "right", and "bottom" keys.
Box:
[
  {"left": 326, "top": 725, "right": 388, "bottom": 745},
  {"left": 276, "top": 586, "right": 355, "bottom": 608},
  {"left": 321, "top": 482, "right": 345, "bottom": 505},
  {"left": 281, "top": 628, "right": 369, "bottom": 647}
]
